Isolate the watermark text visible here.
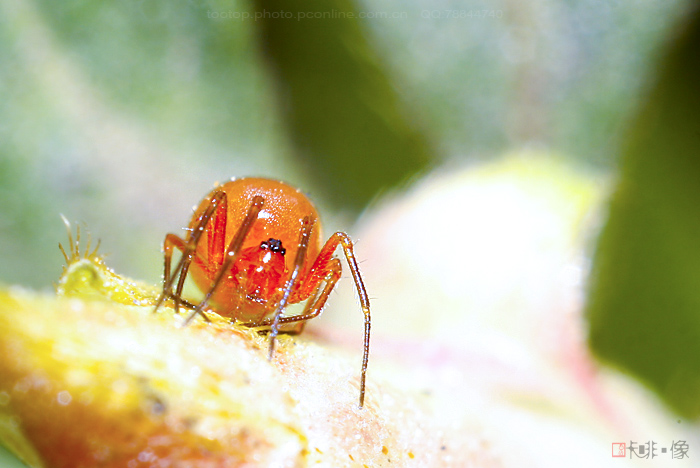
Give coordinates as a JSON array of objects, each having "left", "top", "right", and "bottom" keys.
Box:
[{"left": 207, "top": 9, "right": 408, "bottom": 21}]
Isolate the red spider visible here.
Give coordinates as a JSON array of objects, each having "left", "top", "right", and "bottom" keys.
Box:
[{"left": 155, "top": 177, "right": 371, "bottom": 407}]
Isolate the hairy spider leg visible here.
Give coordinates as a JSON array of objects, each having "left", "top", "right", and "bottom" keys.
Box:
[
  {"left": 311, "top": 232, "right": 371, "bottom": 407},
  {"left": 182, "top": 195, "right": 265, "bottom": 326},
  {"left": 243, "top": 231, "right": 371, "bottom": 408},
  {"left": 158, "top": 234, "right": 208, "bottom": 311},
  {"left": 243, "top": 258, "right": 342, "bottom": 335},
  {"left": 243, "top": 257, "right": 340, "bottom": 329},
  {"left": 260, "top": 216, "right": 315, "bottom": 360},
  {"left": 175, "top": 190, "right": 231, "bottom": 313},
  {"left": 245, "top": 257, "right": 340, "bottom": 332},
  {"left": 155, "top": 189, "right": 228, "bottom": 315}
]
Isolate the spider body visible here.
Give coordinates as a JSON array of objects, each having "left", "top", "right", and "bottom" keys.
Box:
[
  {"left": 156, "top": 177, "right": 371, "bottom": 407},
  {"left": 186, "top": 178, "right": 322, "bottom": 322}
]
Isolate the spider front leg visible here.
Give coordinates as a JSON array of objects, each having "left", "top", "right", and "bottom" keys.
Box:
[
  {"left": 155, "top": 190, "right": 264, "bottom": 326},
  {"left": 243, "top": 258, "right": 341, "bottom": 332},
  {"left": 256, "top": 216, "right": 316, "bottom": 359},
  {"left": 155, "top": 189, "right": 227, "bottom": 315},
  {"left": 182, "top": 195, "right": 264, "bottom": 326},
  {"left": 305, "top": 232, "right": 371, "bottom": 408},
  {"left": 245, "top": 231, "right": 371, "bottom": 408},
  {"left": 160, "top": 233, "right": 199, "bottom": 315}
]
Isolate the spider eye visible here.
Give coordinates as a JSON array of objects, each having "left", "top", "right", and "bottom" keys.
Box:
[{"left": 260, "top": 238, "right": 286, "bottom": 255}]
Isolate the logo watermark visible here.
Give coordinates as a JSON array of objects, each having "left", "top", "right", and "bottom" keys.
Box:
[
  {"left": 612, "top": 441, "right": 689, "bottom": 460},
  {"left": 420, "top": 10, "right": 503, "bottom": 19},
  {"left": 207, "top": 9, "right": 408, "bottom": 21},
  {"left": 204, "top": 9, "right": 505, "bottom": 21}
]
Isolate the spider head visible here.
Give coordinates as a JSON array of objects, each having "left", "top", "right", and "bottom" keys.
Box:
[{"left": 231, "top": 238, "right": 288, "bottom": 306}]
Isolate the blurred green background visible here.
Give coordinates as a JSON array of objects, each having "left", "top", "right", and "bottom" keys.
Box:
[
  {"left": 2, "top": 0, "right": 700, "bottom": 463},
  {"left": 0, "top": 0, "right": 689, "bottom": 288}
]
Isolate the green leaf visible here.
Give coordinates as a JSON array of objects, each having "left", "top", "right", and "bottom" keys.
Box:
[
  {"left": 587, "top": 9, "right": 700, "bottom": 417},
  {"left": 251, "top": 0, "right": 432, "bottom": 210}
]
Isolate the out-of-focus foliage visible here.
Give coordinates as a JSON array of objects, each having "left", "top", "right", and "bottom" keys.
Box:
[
  {"left": 587, "top": 7, "right": 700, "bottom": 418},
  {"left": 1, "top": 0, "right": 288, "bottom": 288},
  {"left": 0, "top": 0, "right": 689, "bottom": 289},
  {"left": 0, "top": 445, "right": 27, "bottom": 468},
  {"left": 360, "top": 0, "right": 690, "bottom": 166},
  {"left": 251, "top": 0, "right": 432, "bottom": 209}
]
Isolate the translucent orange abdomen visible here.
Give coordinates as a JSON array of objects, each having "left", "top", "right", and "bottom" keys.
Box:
[{"left": 187, "top": 178, "right": 321, "bottom": 319}]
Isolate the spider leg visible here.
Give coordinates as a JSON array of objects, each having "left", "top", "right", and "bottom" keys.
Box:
[
  {"left": 158, "top": 234, "right": 209, "bottom": 315},
  {"left": 155, "top": 189, "right": 227, "bottom": 314},
  {"left": 182, "top": 195, "right": 265, "bottom": 326},
  {"left": 307, "top": 232, "right": 371, "bottom": 408},
  {"left": 259, "top": 216, "right": 315, "bottom": 360},
  {"left": 245, "top": 231, "right": 371, "bottom": 408},
  {"left": 280, "top": 286, "right": 322, "bottom": 335},
  {"left": 243, "top": 257, "right": 341, "bottom": 329}
]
